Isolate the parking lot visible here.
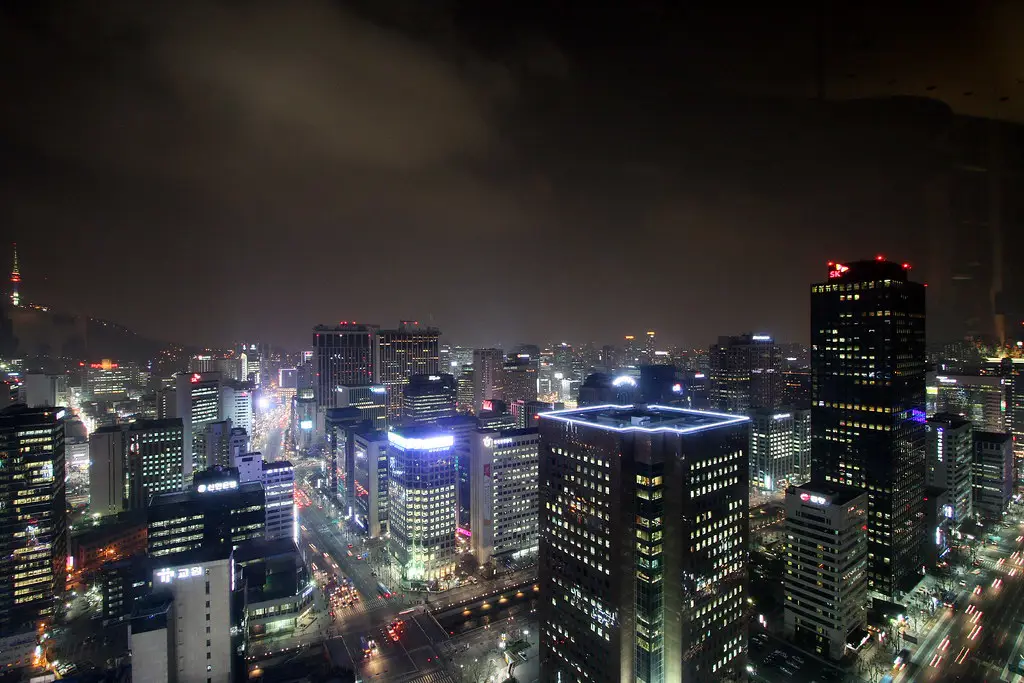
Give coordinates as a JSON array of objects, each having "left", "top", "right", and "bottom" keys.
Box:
[{"left": 749, "top": 627, "right": 848, "bottom": 683}]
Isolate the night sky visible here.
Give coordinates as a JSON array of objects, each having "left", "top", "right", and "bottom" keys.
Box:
[{"left": 3, "top": 1, "right": 1022, "bottom": 350}]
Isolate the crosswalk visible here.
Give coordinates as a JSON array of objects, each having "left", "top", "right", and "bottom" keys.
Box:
[{"left": 399, "top": 671, "right": 456, "bottom": 683}]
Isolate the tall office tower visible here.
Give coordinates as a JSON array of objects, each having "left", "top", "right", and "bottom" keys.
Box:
[
  {"left": 84, "top": 360, "right": 137, "bottom": 400},
  {"left": 782, "top": 483, "right": 868, "bottom": 660},
  {"left": 972, "top": 431, "right": 1013, "bottom": 520},
  {"left": 927, "top": 372, "right": 1009, "bottom": 433},
  {"left": 335, "top": 384, "right": 388, "bottom": 431},
  {"left": 175, "top": 371, "right": 222, "bottom": 477},
  {"left": 448, "top": 346, "right": 474, "bottom": 373},
  {"left": 925, "top": 414, "right": 974, "bottom": 523},
  {"left": 378, "top": 322, "right": 441, "bottom": 420},
  {"left": 262, "top": 461, "right": 296, "bottom": 543},
  {"left": 352, "top": 429, "right": 389, "bottom": 538},
  {"left": 456, "top": 365, "right": 474, "bottom": 413},
  {"left": 0, "top": 405, "right": 67, "bottom": 635},
  {"left": 89, "top": 419, "right": 185, "bottom": 515},
  {"left": 403, "top": 374, "right": 457, "bottom": 425},
  {"left": 599, "top": 344, "right": 618, "bottom": 370},
  {"left": 472, "top": 348, "right": 504, "bottom": 413},
  {"left": 22, "top": 373, "right": 68, "bottom": 408},
  {"left": 577, "top": 372, "right": 640, "bottom": 406},
  {"left": 622, "top": 335, "right": 639, "bottom": 366},
  {"left": 811, "top": 258, "right": 927, "bottom": 599},
  {"left": 387, "top": 426, "right": 458, "bottom": 583},
  {"left": 470, "top": 428, "right": 540, "bottom": 567},
  {"left": 147, "top": 467, "right": 265, "bottom": 559},
  {"left": 220, "top": 382, "right": 253, "bottom": 438},
  {"left": 538, "top": 404, "right": 750, "bottom": 683},
  {"left": 501, "top": 354, "right": 538, "bottom": 409},
  {"left": 708, "top": 333, "right": 782, "bottom": 413},
  {"left": 781, "top": 370, "right": 813, "bottom": 409},
  {"left": 435, "top": 414, "right": 478, "bottom": 527},
  {"left": 323, "top": 407, "right": 363, "bottom": 499},
  {"left": 792, "top": 408, "right": 812, "bottom": 484},
  {"left": 312, "top": 323, "right": 378, "bottom": 408},
  {"left": 643, "top": 330, "right": 657, "bottom": 364},
  {"left": 749, "top": 409, "right": 796, "bottom": 492},
  {"left": 132, "top": 548, "right": 240, "bottom": 683},
  {"left": 196, "top": 420, "right": 232, "bottom": 469},
  {"left": 9, "top": 242, "right": 20, "bottom": 307}
]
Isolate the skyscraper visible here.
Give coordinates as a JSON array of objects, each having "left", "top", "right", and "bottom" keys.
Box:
[
  {"left": 811, "top": 258, "right": 927, "bottom": 599},
  {"left": 8, "top": 242, "right": 19, "bottom": 307},
  {"left": 174, "top": 371, "right": 222, "bottom": 477},
  {"left": 312, "top": 324, "right": 378, "bottom": 408},
  {"left": 378, "top": 322, "right": 440, "bottom": 420},
  {"left": 708, "top": 333, "right": 782, "bottom": 413},
  {"left": 925, "top": 414, "right": 974, "bottom": 523},
  {"left": 501, "top": 353, "right": 538, "bottom": 410},
  {"left": 402, "top": 373, "right": 457, "bottom": 425},
  {"left": 387, "top": 426, "right": 457, "bottom": 583},
  {"left": 0, "top": 404, "right": 67, "bottom": 634},
  {"left": 472, "top": 348, "right": 503, "bottom": 413},
  {"left": 538, "top": 404, "right": 750, "bottom": 683},
  {"left": 89, "top": 418, "right": 185, "bottom": 515}
]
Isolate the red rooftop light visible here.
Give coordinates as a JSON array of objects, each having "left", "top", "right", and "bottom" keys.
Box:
[
  {"left": 876, "top": 254, "right": 885, "bottom": 261},
  {"left": 902, "top": 262, "right": 911, "bottom": 269}
]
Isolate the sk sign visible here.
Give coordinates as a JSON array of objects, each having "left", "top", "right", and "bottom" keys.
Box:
[{"left": 800, "top": 492, "right": 827, "bottom": 505}]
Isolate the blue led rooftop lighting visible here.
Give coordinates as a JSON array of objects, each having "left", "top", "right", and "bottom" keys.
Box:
[{"left": 538, "top": 404, "right": 750, "bottom": 435}]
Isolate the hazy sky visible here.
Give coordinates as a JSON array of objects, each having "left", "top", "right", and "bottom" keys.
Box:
[{"left": 3, "top": 1, "right": 1022, "bottom": 349}]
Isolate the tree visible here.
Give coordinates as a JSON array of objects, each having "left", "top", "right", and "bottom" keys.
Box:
[{"left": 868, "top": 647, "right": 893, "bottom": 682}]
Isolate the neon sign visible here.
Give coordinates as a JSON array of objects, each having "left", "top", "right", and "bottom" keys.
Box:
[
  {"left": 799, "top": 492, "right": 827, "bottom": 505},
  {"left": 156, "top": 566, "right": 204, "bottom": 583},
  {"left": 481, "top": 400, "right": 494, "bottom": 412},
  {"left": 197, "top": 480, "right": 238, "bottom": 493},
  {"left": 829, "top": 263, "right": 850, "bottom": 279},
  {"left": 612, "top": 375, "right": 637, "bottom": 387},
  {"left": 190, "top": 373, "right": 202, "bottom": 383}
]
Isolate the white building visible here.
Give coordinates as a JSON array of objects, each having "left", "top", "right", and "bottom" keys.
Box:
[
  {"left": 262, "top": 461, "right": 296, "bottom": 543},
  {"left": 749, "top": 409, "right": 795, "bottom": 492},
  {"left": 470, "top": 428, "right": 540, "bottom": 566},
  {"left": 131, "top": 552, "right": 236, "bottom": 683},
  {"left": 783, "top": 483, "right": 868, "bottom": 660},
  {"left": 925, "top": 413, "right": 974, "bottom": 523},
  {"left": 220, "top": 383, "right": 253, "bottom": 441},
  {"left": 232, "top": 451, "right": 264, "bottom": 485},
  {"left": 21, "top": 373, "right": 67, "bottom": 408}
]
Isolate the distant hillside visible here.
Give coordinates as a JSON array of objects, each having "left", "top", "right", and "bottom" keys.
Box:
[{"left": 1, "top": 303, "right": 193, "bottom": 362}]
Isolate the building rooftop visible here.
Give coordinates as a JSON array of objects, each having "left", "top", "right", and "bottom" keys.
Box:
[
  {"left": 148, "top": 479, "right": 263, "bottom": 507},
  {"left": 928, "top": 412, "right": 972, "bottom": 429},
  {"left": 539, "top": 404, "right": 748, "bottom": 434},
  {"left": 788, "top": 481, "right": 865, "bottom": 506}
]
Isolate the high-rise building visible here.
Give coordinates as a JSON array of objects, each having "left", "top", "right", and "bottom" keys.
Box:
[
  {"left": 9, "top": 242, "right": 20, "bottom": 307},
  {"left": 312, "top": 324, "right": 378, "bottom": 408},
  {"left": 792, "top": 408, "right": 812, "bottom": 484},
  {"left": 131, "top": 548, "right": 241, "bottom": 683},
  {"left": 84, "top": 360, "right": 138, "bottom": 400},
  {"left": 811, "top": 258, "right": 927, "bottom": 599},
  {"left": 261, "top": 461, "right": 296, "bottom": 543},
  {"left": 174, "top": 371, "right": 223, "bottom": 477},
  {"left": 387, "top": 426, "right": 457, "bottom": 583},
  {"left": 708, "top": 333, "right": 782, "bottom": 413},
  {"left": 378, "top": 322, "right": 441, "bottom": 420},
  {"left": 501, "top": 354, "right": 538, "bottom": 409},
  {"left": 927, "top": 372, "right": 1009, "bottom": 433},
  {"left": 90, "top": 418, "right": 185, "bottom": 515},
  {"left": 972, "top": 431, "right": 1013, "bottom": 520},
  {"left": 435, "top": 414, "right": 478, "bottom": 527},
  {"left": 925, "top": 414, "right": 974, "bottom": 523},
  {"left": 456, "top": 365, "right": 474, "bottom": 413},
  {"left": 472, "top": 348, "right": 503, "bottom": 413},
  {"left": 783, "top": 483, "right": 868, "bottom": 660},
  {"left": 146, "top": 467, "right": 265, "bottom": 559},
  {"left": 402, "top": 374, "right": 457, "bottom": 425},
  {"left": 323, "top": 407, "right": 363, "bottom": 500},
  {"left": 22, "top": 373, "right": 68, "bottom": 408},
  {"left": 470, "top": 428, "right": 540, "bottom": 567},
  {"left": 0, "top": 405, "right": 67, "bottom": 634},
  {"left": 195, "top": 420, "right": 232, "bottom": 470},
  {"left": 219, "top": 382, "right": 253, "bottom": 439},
  {"left": 749, "top": 409, "right": 795, "bottom": 492},
  {"left": 352, "top": 430, "right": 389, "bottom": 538},
  {"left": 538, "top": 404, "right": 750, "bottom": 683}
]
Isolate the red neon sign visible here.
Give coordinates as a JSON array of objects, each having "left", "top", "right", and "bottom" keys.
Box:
[
  {"left": 190, "top": 373, "right": 202, "bottom": 383},
  {"left": 829, "top": 263, "right": 849, "bottom": 279},
  {"left": 800, "top": 493, "right": 810, "bottom": 501},
  {"left": 482, "top": 400, "right": 493, "bottom": 412}
]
